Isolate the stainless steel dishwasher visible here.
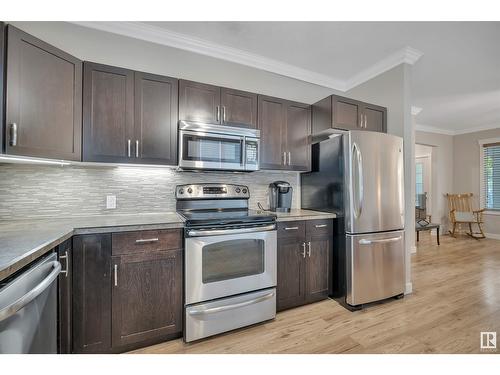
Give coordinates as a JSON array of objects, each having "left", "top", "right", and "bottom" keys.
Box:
[{"left": 0, "top": 253, "right": 61, "bottom": 353}]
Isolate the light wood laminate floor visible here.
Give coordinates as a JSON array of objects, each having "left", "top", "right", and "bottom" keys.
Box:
[{"left": 131, "top": 233, "right": 500, "bottom": 354}]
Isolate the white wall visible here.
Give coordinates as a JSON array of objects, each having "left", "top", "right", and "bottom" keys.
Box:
[
  {"left": 415, "top": 130, "right": 454, "bottom": 232},
  {"left": 453, "top": 128, "right": 500, "bottom": 237}
]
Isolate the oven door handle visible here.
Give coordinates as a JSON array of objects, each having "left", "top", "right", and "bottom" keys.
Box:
[
  {"left": 188, "top": 291, "right": 275, "bottom": 316},
  {"left": 187, "top": 224, "right": 276, "bottom": 237}
]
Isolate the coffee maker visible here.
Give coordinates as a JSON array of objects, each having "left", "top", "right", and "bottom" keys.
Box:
[{"left": 269, "top": 181, "right": 293, "bottom": 212}]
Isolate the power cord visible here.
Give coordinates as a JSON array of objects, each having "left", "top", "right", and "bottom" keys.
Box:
[{"left": 257, "top": 202, "right": 270, "bottom": 211}]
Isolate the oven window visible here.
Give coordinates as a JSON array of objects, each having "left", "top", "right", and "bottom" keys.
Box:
[
  {"left": 202, "top": 239, "right": 265, "bottom": 283},
  {"left": 183, "top": 134, "right": 242, "bottom": 164}
]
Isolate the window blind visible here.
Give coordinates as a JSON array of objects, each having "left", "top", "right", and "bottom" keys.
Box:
[{"left": 483, "top": 142, "right": 500, "bottom": 210}]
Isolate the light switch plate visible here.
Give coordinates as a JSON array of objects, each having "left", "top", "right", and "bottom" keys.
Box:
[{"left": 106, "top": 195, "right": 116, "bottom": 209}]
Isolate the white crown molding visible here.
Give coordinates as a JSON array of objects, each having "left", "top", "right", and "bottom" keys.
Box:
[
  {"left": 344, "top": 46, "right": 423, "bottom": 91},
  {"left": 415, "top": 124, "right": 456, "bottom": 136},
  {"left": 453, "top": 124, "right": 500, "bottom": 135},
  {"left": 70, "top": 21, "right": 423, "bottom": 92},
  {"left": 71, "top": 21, "right": 346, "bottom": 90},
  {"left": 416, "top": 123, "right": 500, "bottom": 136},
  {"left": 411, "top": 106, "right": 423, "bottom": 116}
]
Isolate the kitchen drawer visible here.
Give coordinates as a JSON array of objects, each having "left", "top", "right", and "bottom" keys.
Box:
[
  {"left": 306, "top": 219, "right": 333, "bottom": 237},
  {"left": 277, "top": 221, "right": 306, "bottom": 239},
  {"left": 112, "top": 229, "right": 182, "bottom": 256}
]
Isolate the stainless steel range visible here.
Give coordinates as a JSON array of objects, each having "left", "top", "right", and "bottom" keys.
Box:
[{"left": 176, "top": 183, "right": 277, "bottom": 342}]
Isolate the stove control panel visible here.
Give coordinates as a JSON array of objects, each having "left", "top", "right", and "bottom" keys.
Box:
[{"left": 175, "top": 184, "right": 250, "bottom": 199}]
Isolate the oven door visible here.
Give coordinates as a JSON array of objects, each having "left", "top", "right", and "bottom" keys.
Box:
[
  {"left": 179, "top": 130, "right": 245, "bottom": 171},
  {"left": 185, "top": 225, "right": 277, "bottom": 305}
]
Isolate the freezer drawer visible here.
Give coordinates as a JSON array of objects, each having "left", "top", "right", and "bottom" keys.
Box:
[
  {"left": 346, "top": 231, "right": 404, "bottom": 306},
  {"left": 185, "top": 288, "right": 276, "bottom": 342}
]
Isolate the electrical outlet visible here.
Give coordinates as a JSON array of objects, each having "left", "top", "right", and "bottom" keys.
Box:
[{"left": 106, "top": 195, "right": 116, "bottom": 209}]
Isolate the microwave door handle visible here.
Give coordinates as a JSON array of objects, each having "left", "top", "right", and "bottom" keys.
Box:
[{"left": 241, "top": 137, "right": 245, "bottom": 167}]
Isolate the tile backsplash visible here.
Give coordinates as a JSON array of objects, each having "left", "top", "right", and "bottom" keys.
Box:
[{"left": 0, "top": 164, "right": 300, "bottom": 220}]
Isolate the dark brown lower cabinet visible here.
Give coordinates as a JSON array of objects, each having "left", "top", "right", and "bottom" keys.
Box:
[
  {"left": 277, "top": 219, "right": 332, "bottom": 312},
  {"left": 57, "top": 239, "right": 72, "bottom": 354},
  {"left": 72, "top": 234, "right": 112, "bottom": 354},
  {"left": 71, "top": 230, "right": 183, "bottom": 353},
  {"left": 111, "top": 249, "right": 183, "bottom": 348}
]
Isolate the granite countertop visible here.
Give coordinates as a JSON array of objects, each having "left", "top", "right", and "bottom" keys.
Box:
[
  {"left": 274, "top": 209, "right": 337, "bottom": 222},
  {"left": 0, "top": 212, "right": 184, "bottom": 282},
  {"left": 0, "top": 209, "right": 336, "bottom": 282}
]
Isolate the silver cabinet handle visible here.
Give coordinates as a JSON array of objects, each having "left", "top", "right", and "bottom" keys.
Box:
[
  {"left": 0, "top": 261, "right": 61, "bottom": 322},
  {"left": 135, "top": 238, "right": 159, "bottom": 244},
  {"left": 59, "top": 251, "right": 69, "bottom": 278},
  {"left": 188, "top": 291, "right": 275, "bottom": 316},
  {"left": 188, "top": 224, "right": 276, "bottom": 237},
  {"left": 9, "top": 123, "right": 18, "bottom": 146},
  {"left": 127, "top": 139, "right": 131, "bottom": 157},
  {"left": 283, "top": 151, "right": 286, "bottom": 165},
  {"left": 284, "top": 226, "right": 298, "bottom": 231},
  {"left": 359, "top": 236, "right": 402, "bottom": 245},
  {"left": 216, "top": 106, "right": 220, "bottom": 122},
  {"left": 359, "top": 114, "right": 363, "bottom": 128},
  {"left": 364, "top": 114, "right": 367, "bottom": 128},
  {"left": 302, "top": 242, "right": 306, "bottom": 258},
  {"left": 315, "top": 224, "right": 328, "bottom": 228},
  {"left": 223, "top": 106, "right": 226, "bottom": 123},
  {"left": 114, "top": 264, "right": 118, "bottom": 287},
  {"left": 135, "top": 140, "right": 139, "bottom": 158},
  {"left": 288, "top": 151, "right": 291, "bottom": 166},
  {"left": 307, "top": 241, "right": 311, "bottom": 257}
]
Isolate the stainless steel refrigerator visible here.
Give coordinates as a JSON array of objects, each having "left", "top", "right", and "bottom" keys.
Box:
[{"left": 301, "top": 130, "right": 405, "bottom": 308}]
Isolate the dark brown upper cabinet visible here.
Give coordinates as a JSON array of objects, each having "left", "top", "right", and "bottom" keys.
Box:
[
  {"left": 312, "top": 94, "right": 387, "bottom": 135},
  {"left": 134, "top": 72, "right": 178, "bottom": 165},
  {"left": 179, "top": 80, "right": 257, "bottom": 128},
  {"left": 286, "top": 101, "right": 311, "bottom": 171},
  {"left": 258, "top": 95, "right": 311, "bottom": 171},
  {"left": 83, "top": 62, "right": 178, "bottom": 165},
  {"left": 4, "top": 25, "right": 82, "bottom": 160},
  {"left": 258, "top": 95, "right": 287, "bottom": 170},
  {"left": 362, "top": 103, "right": 386, "bottom": 132},
  {"left": 221, "top": 87, "right": 258, "bottom": 128}
]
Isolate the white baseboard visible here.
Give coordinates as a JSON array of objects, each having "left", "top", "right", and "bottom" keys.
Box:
[
  {"left": 411, "top": 246, "right": 417, "bottom": 254},
  {"left": 405, "top": 282, "right": 413, "bottom": 295},
  {"left": 485, "top": 233, "right": 500, "bottom": 240}
]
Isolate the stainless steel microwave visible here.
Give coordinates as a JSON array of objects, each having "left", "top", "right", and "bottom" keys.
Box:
[{"left": 178, "top": 121, "right": 260, "bottom": 172}]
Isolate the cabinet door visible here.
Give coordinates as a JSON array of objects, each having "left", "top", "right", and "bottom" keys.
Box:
[
  {"left": 82, "top": 62, "right": 134, "bottom": 163},
  {"left": 72, "top": 234, "right": 112, "bottom": 354},
  {"left": 332, "top": 96, "right": 362, "bottom": 131},
  {"left": 134, "top": 72, "right": 178, "bottom": 165},
  {"left": 221, "top": 87, "right": 258, "bottom": 128},
  {"left": 111, "top": 250, "right": 183, "bottom": 348},
  {"left": 5, "top": 26, "right": 82, "bottom": 161},
  {"left": 57, "top": 239, "right": 72, "bottom": 354},
  {"left": 258, "top": 95, "right": 287, "bottom": 170},
  {"left": 179, "top": 80, "right": 221, "bottom": 124},
  {"left": 305, "top": 220, "right": 332, "bottom": 303},
  {"left": 277, "top": 237, "right": 306, "bottom": 311},
  {"left": 363, "top": 104, "right": 387, "bottom": 133},
  {"left": 286, "top": 102, "right": 311, "bottom": 171}
]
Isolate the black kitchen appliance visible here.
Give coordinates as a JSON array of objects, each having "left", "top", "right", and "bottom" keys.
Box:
[{"left": 268, "top": 181, "right": 293, "bottom": 213}]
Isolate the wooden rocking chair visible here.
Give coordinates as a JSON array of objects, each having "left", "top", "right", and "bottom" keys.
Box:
[{"left": 446, "top": 193, "right": 485, "bottom": 239}]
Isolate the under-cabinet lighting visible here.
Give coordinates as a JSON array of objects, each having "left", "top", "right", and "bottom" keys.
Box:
[{"left": 0, "top": 155, "right": 71, "bottom": 166}]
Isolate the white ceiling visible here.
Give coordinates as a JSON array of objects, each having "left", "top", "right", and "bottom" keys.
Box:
[{"left": 77, "top": 21, "right": 500, "bottom": 134}]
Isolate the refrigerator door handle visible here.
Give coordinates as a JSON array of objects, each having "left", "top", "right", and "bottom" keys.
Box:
[
  {"left": 352, "top": 142, "right": 363, "bottom": 218},
  {"left": 359, "top": 236, "right": 402, "bottom": 245}
]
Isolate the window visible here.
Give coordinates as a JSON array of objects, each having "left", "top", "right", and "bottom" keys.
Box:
[
  {"left": 415, "top": 162, "right": 424, "bottom": 196},
  {"left": 480, "top": 140, "right": 500, "bottom": 211}
]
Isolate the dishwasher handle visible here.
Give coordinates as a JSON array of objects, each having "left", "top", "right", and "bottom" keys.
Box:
[{"left": 0, "top": 261, "right": 61, "bottom": 322}]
